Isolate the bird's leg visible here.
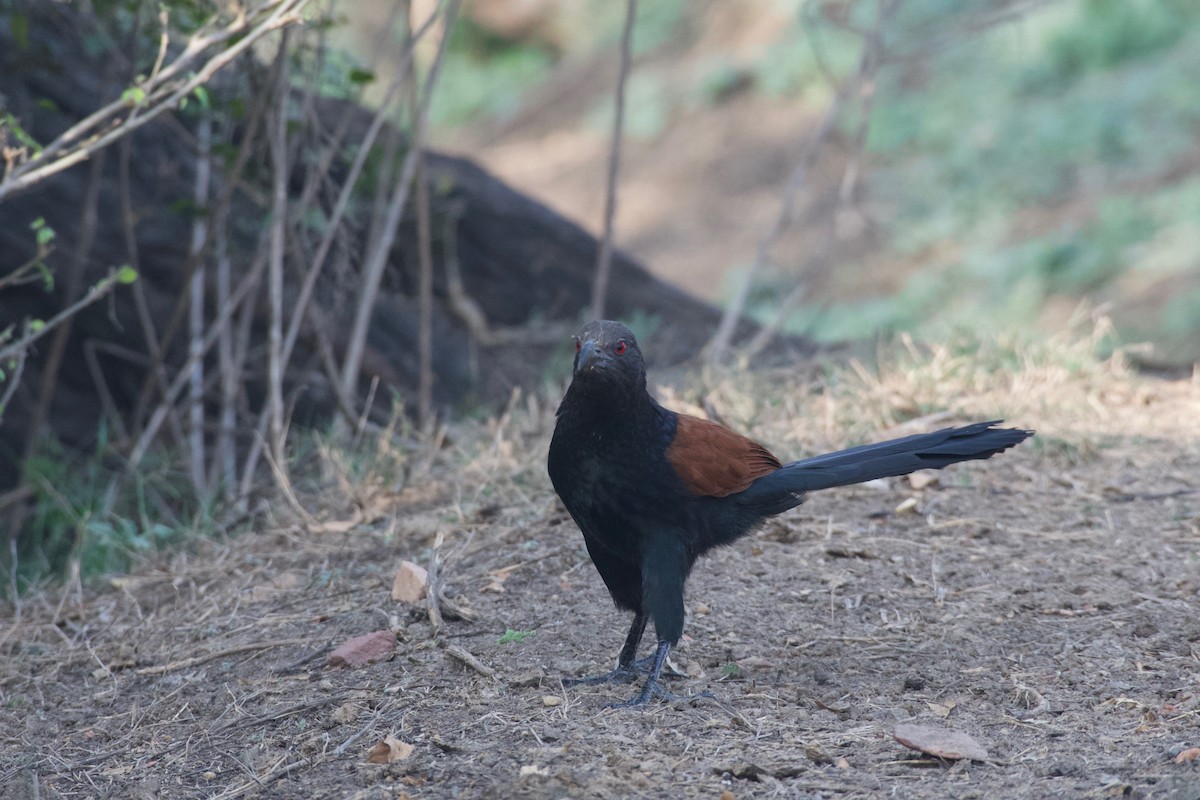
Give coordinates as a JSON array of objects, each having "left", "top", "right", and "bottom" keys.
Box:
[
  {"left": 615, "top": 613, "right": 648, "bottom": 670},
  {"left": 606, "top": 640, "right": 712, "bottom": 708},
  {"left": 561, "top": 614, "right": 647, "bottom": 687}
]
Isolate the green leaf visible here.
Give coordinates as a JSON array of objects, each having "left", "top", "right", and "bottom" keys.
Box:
[
  {"left": 115, "top": 265, "right": 139, "bottom": 285},
  {"left": 36, "top": 262, "right": 53, "bottom": 292},
  {"left": 498, "top": 629, "right": 535, "bottom": 644},
  {"left": 28, "top": 319, "right": 45, "bottom": 334},
  {"left": 121, "top": 86, "right": 147, "bottom": 107},
  {"left": 192, "top": 85, "right": 210, "bottom": 109},
  {"left": 348, "top": 68, "right": 375, "bottom": 86}
]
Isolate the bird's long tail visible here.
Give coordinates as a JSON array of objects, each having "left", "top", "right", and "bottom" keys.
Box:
[{"left": 739, "top": 420, "right": 1033, "bottom": 515}]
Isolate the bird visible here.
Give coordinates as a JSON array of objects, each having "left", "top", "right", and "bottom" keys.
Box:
[{"left": 547, "top": 319, "right": 1033, "bottom": 708}]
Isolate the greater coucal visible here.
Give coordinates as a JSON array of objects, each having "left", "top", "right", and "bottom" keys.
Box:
[{"left": 548, "top": 320, "right": 1032, "bottom": 707}]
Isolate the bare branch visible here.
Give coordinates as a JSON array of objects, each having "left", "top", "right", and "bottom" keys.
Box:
[
  {"left": 0, "top": 269, "right": 130, "bottom": 365},
  {"left": 743, "top": 0, "right": 901, "bottom": 357},
  {"left": 188, "top": 112, "right": 214, "bottom": 500},
  {"left": 267, "top": 33, "right": 291, "bottom": 476},
  {"left": 589, "top": 0, "right": 637, "bottom": 322},
  {"left": 0, "top": 0, "right": 310, "bottom": 204},
  {"left": 415, "top": 157, "right": 435, "bottom": 428},
  {"left": 706, "top": 0, "right": 901, "bottom": 364},
  {"left": 338, "top": 0, "right": 461, "bottom": 406}
]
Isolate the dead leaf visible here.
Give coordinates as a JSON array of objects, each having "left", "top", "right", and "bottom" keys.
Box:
[
  {"left": 894, "top": 723, "right": 989, "bottom": 761},
  {"left": 895, "top": 497, "right": 919, "bottom": 515},
  {"left": 519, "top": 765, "right": 549, "bottom": 778},
  {"left": 720, "top": 790, "right": 737, "bottom": 800},
  {"left": 927, "top": 700, "right": 957, "bottom": 718},
  {"left": 1175, "top": 747, "right": 1200, "bottom": 763},
  {"left": 367, "top": 736, "right": 414, "bottom": 764},
  {"left": 327, "top": 630, "right": 397, "bottom": 668}
]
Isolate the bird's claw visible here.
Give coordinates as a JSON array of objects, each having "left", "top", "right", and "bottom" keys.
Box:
[
  {"left": 562, "top": 654, "right": 686, "bottom": 687},
  {"left": 560, "top": 666, "right": 638, "bottom": 687},
  {"left": 604, "top": 681, "right": 714, "bottom": 709}
]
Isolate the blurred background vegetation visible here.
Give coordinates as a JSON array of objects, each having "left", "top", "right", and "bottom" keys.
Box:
[
  {"left": 369, "top": 0, "right": 1200, "bottom": 363},
  {"left": 2, "top": 0, "right": 1197, "bottom": 591}
]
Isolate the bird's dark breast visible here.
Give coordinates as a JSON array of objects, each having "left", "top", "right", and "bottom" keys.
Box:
[{"left": 548, "top": 406, "right": 680, "bottom": 557}]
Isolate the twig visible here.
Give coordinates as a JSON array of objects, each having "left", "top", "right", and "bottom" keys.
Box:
[
  {"left": 742, "top": 0, "right": 901, "bottom": 357},
  {"left": 15, "top": 149, "right": 107, "bottom": 461},
  {"left": 215, "top": 693, "right": 352, "bottom": 732},
  {"left": 123, "top": 243, "right": 267, "bottom": 474},
  {"left": 0, "top": 347, "right": 26, "bottom": 426},
  {"left": 266, "top": 33, "right": 290, "bottom": 478},
  {"left": 589, "top": 0, "right": 637, "bottom": 321},
  {"left": 337, "top": 0, "right": 460, "bottom": 407},
  {"left": 0, "top": 0, "right": 310, "bottom": 203},
  {"left": 332, "top": 708, "right": 385, "bottom": 756},
  {"left": 214, "top": 757, "right": 309, "bottom": 800},
  {"left": 134, "top": 638, "right": 311, "bottom": 676},
  {"left": 281, "top": 9, "right": 438, "bottom": 375},
  {"left": 445, "top": 645, "right": 497, "bottom": 679},
  {"left": 187, "top": 111, "right": 213, "bottom": 500},
  {"left": 427, "top": 530, "right": 445, "bottom": 631},
  {"left": 0, "top": 269, "right": 129, "bottom": 364},
  {"left": 415, "top": 155, "right": 435, "bottom": 427},
  {"left": 705, "top": 1, "right": 902, "bottom": 364}
]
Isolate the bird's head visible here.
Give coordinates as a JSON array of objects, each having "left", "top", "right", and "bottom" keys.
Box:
[{"left": 568, "top": 320, "right": 647, "bottom": 393}]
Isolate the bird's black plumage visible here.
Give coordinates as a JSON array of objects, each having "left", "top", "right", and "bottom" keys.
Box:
[{"left": 548, "top": 320, "right": 1033, "bottom": 706}]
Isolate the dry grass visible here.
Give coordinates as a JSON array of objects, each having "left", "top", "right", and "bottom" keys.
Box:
[{"left": 2, "top": 323, "right": 1199, "bottom": 798}]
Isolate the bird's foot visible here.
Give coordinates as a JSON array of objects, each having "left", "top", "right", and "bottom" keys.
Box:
[
  {"left": 562, "top": 655, "right": 687, "bottom": 687},
  {"left": 629, "top": 653, "right": 688, "bottom": 679},
  {"left": 604, "top": 678, "right": 714, "bottom": 709},
  {"left": 561, "top": 665, "right": 638, "bottom": 687}
]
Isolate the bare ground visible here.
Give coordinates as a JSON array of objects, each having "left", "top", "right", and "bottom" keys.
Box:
[{"left": 3, "top": 342, "right": 1200, "bottom": 799}]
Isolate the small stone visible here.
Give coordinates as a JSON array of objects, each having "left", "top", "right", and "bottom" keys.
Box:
[
  {"left": 908, "top": 472, "right": 938, "bottom": 490},
  {"left": 541, "top": 695, "right": 562, "bottom": 707},
  {"left": 895, "top": 497, "right": 919, "bottom": 515},
  {"left": 391, "top": 561, "right": 429, "bottom": 603},
  {"left": 327, "top": 630, "right": 397, "bottom": 668}
]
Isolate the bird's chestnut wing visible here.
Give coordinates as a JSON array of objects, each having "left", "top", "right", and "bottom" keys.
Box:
[{"left": 666, "top": 414, "right": 782, "bottom": 498}]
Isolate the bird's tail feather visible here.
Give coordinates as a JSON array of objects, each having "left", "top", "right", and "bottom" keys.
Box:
[{"left": 739, "top": 421, "right": 1032, "bottom": 515}]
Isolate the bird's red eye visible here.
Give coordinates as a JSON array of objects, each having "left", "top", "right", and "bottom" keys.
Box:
[
  {"left": 614, "top": 340, "right": 627, "bottom": 356},
  {"left": 574, "top": 338, "right": 581, "bottom": 353}
]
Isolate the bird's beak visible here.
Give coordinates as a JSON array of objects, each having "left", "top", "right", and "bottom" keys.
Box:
[{"left": 577, "top": 339, "right": 603, "bottom": 373}]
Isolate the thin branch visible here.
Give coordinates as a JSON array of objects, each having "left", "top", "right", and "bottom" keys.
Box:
[
  {"left": 121, "top": 244, "right": 267, "bottom": 474},
  {"left": 280, "top": 6, "right": 439, "bottom": 376},
  {"left": 267, "top": 33, "right": 291, "bottom": 477},
  {"left": 743, "top": 0, "right": 901, "bottom": 357},
  {"left": 0, "top": 269, "right": 129, "bottom": 364},
  {"left": 0, "top": 0, "right": 309, "bottom": 204},
  {"left": 188, "top": 112, "right": 213, "bottom": 500},
  {"left": 415, "top": 156, "right": 435, "bottom": 428},
  {"left": 705, "top": 0, "right": 900, "bottom": 364},
  {"left": 337, "top": 0, "right": 460, "bottom": 406},
  {"left": 0, "top": 347, "right": 27, "bottom": 426},
  {"left": 589, "top": 0, "right": 637, "bottom": 322}
]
